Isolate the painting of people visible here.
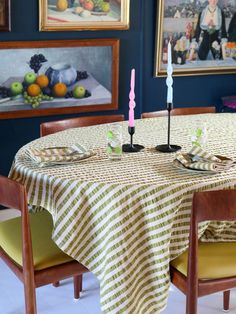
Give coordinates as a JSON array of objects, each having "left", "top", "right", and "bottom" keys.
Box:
[{"left": 155, "top": 0, "right": 236, "bottom": 76}]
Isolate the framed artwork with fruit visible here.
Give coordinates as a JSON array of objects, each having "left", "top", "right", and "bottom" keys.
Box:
[
  {"left": 0, "top": 39, "right": 119, "bottom": 119},
  {"left": 0, "top": 0, "right": 10, "bottom": 31},
  {"left": 39, "top": 0, "right": 130, "bottom": 31}
]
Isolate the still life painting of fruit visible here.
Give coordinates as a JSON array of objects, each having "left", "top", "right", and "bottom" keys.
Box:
[
  {"left": 0, "top": 39, "right": 118, "bottom": 119},
  {"left": 40, "top": 0, "right": 129, "bottom": 30}
]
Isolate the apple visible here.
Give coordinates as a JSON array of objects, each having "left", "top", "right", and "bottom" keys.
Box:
[
  {"left": 73, "top": 85, "right": 86, "bottom": 98},
  {"left": 102, "top": 2, "right": 110, "bottom": 12},
  {"left": 10, "top": 82, "right": 23, "bottom": 96},
  {"left": 24, "top": 72, "right": 37, "bottom": 85},
  {"left": 83, "top": 0, "right": 94, "bottom": 11}
]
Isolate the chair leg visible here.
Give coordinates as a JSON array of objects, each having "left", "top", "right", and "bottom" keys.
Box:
[
  {"left": 223, "top": 290, "right": 230, "bottom": 312},
  {"left": 74, "top": 274, "right": 82, "bottom": 299},
  {"left": 53, "top": 281, "right": 60, "bottom": 287},
  {"left": 24, "top": 284, "right": 37, "bottom": 314},
  {"left": 80, "top": 274, "right": 83, "bottom": 292},
  {"left": 186, "top": 292, "right": 197, "bottom": 314}
]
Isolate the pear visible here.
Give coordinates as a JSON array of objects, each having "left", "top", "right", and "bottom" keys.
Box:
[{"left": 56, "top": 0, "right": 68, "bottom": 11}]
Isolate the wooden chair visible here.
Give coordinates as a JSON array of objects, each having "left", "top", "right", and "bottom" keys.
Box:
[
  {"left": 0, "top": 176, "right": 88, "bottom": 314},
  {"left": 40, "top": 114, "right": 125, "bottom": 137},
  {"left": 170, "top": 189, "right": 236, "bottom": 314},
  {"left": 141, "top": 106, "right": 216, "bottom": 119}
]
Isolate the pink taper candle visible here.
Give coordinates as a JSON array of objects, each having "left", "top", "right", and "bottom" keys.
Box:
[{"left": 128, "top": 69, "right": 136, "bottom": 127}]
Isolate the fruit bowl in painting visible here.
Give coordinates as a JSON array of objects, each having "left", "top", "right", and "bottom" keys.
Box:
[{"left": 45, "top": 63, "right": 77, "bottom": 87}]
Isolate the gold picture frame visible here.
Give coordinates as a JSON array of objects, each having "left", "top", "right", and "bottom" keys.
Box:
[
  {"left": 155, "top": 0, "right": 236, "bottom": 77},
  {"left": 39, "top": 0, "right": 130, "bottom": 31},
  {"left": 0, "top": 39, "right": 119, "bottom": 120}
]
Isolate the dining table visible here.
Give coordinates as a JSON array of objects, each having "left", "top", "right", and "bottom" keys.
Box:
[{"left": 9, "top": 113, "right": 236, "bottom": 314}]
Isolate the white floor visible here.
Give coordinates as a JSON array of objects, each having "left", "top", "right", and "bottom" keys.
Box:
[{"left": 1, "top": 209, "right": 236, "bottom": 314}]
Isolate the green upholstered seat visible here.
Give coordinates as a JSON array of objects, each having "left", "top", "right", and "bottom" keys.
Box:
[
  {"left": 171, "top": 242, "right": 236, "bottom": 279},
  {"left": 0, "top": 210, "right": 73, "bottom": 271}
]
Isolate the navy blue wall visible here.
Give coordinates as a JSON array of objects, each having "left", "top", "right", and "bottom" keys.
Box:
[{"left": 0, "top": 0, "right": 235, "bottom": 175}]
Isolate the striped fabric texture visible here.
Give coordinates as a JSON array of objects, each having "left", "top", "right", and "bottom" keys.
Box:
[
  {"left": 25, "top": 143, "right": 93, "bottom": 167},
  {"left": 175, "top": 145, "right": 234, "bottom": 172},
  {"left": 9, "top": 114, "right": 236, "bottom": 314}
]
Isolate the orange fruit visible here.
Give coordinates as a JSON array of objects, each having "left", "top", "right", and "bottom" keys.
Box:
[
  {"left": 36, "top": 75, "right": 49, "bottom": 88},
  {"left": 53, "top": 83, "right": 67, "bottom": 97},
  {"left": 27, "top": 84, "right": 41, "bottom": 97}
]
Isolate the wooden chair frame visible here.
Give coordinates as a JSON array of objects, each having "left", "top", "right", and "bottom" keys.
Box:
[
  {"left": 0, "top": 176, "right": 88, "bottom": 314},
  {"left": 170, "top": 189, "right": 236, "bottom": 314},
  {"left": 141, "top": 107, "right": 216, "bottom": 119},
  {"left": 40, "top": 114, "right": 125, "bottom": 137}
]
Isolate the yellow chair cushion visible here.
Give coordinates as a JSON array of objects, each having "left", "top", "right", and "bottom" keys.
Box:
[
  {"left": 0, "top": 210, "right": 73, "bottom": 271},
  {"left": 171, "top": 242, "right": 236, "bottom": 279}
]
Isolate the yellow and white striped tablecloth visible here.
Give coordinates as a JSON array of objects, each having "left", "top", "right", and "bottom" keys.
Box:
[{"left": 9, "top": 113, "right": 236, "bottom": 314}]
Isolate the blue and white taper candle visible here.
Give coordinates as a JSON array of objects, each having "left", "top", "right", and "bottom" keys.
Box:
[{"left": 166, "top": 41, "right": 173, "bottom": 104}]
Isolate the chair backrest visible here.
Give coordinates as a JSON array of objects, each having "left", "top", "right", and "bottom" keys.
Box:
[
  {"left": 192, "top": 189, "right": 236, "bottom": 224},
  {"left": 0, "top": 176, "right": 35, "bottom": 294},
  {"left": 187, "top": 189, "right": 236, "bottom": 300},
  {"left": 40, "top": 114, "right": 125, "bottom": 137},
  {"left": 0, "top": 176, "right": 26, "bottom": 211},
  {"left": 141, "top": 106, "right": 216, "bottom": 119}
]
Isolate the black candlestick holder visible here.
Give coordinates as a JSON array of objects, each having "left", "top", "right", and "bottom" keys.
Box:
[
  {"left": 156, "top": 103, "right": 182, "bottom": 153},
  {"left": 122, "top": 126, "right": 144, "bottom": 153}
]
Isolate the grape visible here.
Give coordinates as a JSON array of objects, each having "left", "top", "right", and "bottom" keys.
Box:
[
  {"left": 76, "top": 71, "right": 88, "bottom": 81},
  {"left": 23, "top": 91, "right": 53, "bottom": 108},
  {"left": 0, "top": 86, "right": 11, "bottom": 98},
  {"left": 84, "top": 90, "right": 91, "bottom": 98},
  {"left": 93, "top": 6, "right": 103, "bottom": 12},
  {"left": 38, "top": 54, "right": 47, "bottom": 62},
  {"left": 93, "top": 0, "right": 103, "bottom": 10},
  {"left": 42, "top": 87, "right": 52, "bottom": 96},
  {"left": 28, "top": 54, "right": 47, "bottom": 74},
  {"left": 22, "top": 81, "right": 29, "bottom": 92},
  {"left": 65, "top": 91, "right": 74, "bottom": 98}
]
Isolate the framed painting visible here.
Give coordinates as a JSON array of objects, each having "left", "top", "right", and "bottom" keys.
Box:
[
  {"left": 0, "top": 0, "right": 10, "bottom": 31},
  {"left": 155, "top": 0, "right": 236, "bottom": 76},
  {"left": 39, "top": 0, "right": 130, "bottom": 31},
  {"left": 0, "top": 39, "right": 119, "bottom": 119}
]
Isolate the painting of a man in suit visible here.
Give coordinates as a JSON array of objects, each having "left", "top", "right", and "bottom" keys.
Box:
[
  {"left": 228, "top": 12, "right": 236, "bottom": 42},
  {"left": 194, "top": 0, "right": 227, "bottom": 60}
]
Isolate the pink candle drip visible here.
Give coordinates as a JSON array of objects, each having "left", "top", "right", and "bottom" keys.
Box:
[{"left": 128, "top": 69, "right": 136, "bottom": 127}]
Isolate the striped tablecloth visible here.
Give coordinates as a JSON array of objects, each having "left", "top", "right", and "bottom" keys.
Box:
[{"left": 9, "top": 113, "right": 236, "bottom": 314}]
